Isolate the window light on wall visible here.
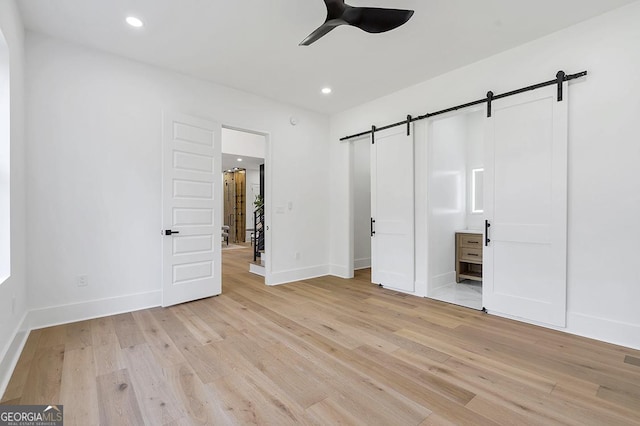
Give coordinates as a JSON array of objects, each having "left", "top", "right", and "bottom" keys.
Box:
[{"left": 471, "top": 168, "right": 484, "bottom": 214}]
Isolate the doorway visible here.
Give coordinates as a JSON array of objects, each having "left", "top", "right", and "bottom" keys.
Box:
[
  {"left": 351, "top": 137, "right": 372, "bottom": 272},
  {"left": 221, "top": 127, "right": 267, "bottom": 277},
  {"left": 425, "top": 109, "right": 485, "bottom": 310},
  {"left": 161, "top": 114, "right": 272, "bottom": 307},
  {"left": 223, "top": 169, "right": 246, "bottom": 244}
]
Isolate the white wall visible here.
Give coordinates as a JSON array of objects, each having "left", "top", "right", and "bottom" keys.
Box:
[
  {"left": 25, "top": 33, "right": 331, "bottom": 323},
  {"left": 427, "top": 114, "right": 467, "bottom": 293},
  {"left": 330, "top": 2, "right": 640, "bottom": 349},
  {"left": 0, "top": 0, "right": 27, "bottom": 397},
  {"left": 352, "top": 139, "right": 371, "bottom": 270},
  {"left": 465, "top": 111, "right": 485, "bottom": 230},
  {"left": 222, "top": 128, "right": 266, "bottom": 159},
  {"left": 0, "top": 26, "right": 9, "bottom": 284}
]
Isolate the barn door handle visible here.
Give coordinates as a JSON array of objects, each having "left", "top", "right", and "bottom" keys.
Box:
[
  {"left": 164, "top": 230, "right": 180, "bottom": 235},
  {"left": 485, "top": 220, "right": 491, "bottom": 246},
  {"left": 371, "top": 218, "right": 376, "bottom": 237}
]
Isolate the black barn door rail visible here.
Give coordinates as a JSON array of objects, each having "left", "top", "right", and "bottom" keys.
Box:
[{"left": 340, "top": 70, "right": 587, "bottom": 141}]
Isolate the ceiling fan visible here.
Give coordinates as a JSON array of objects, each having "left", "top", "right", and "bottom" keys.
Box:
[{"left": 300, "top": 0, "right": 415, "bottom": 46}]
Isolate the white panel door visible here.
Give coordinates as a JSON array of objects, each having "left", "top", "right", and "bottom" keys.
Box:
[
  {"left": 371, "top": 126, "right": 415, "bottom": 293},
  {"left": 484, "top": 84, "right": 568, "bottom": 326},
  {"left": 162, "top": 112, "right": 222, "bottom": 307}
]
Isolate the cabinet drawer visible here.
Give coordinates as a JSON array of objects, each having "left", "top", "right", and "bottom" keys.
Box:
[
  {"left": 460, "top": 247, "right": 483, "bottom": 262},
  {"left": 460, "top": 234, "right": 482, "bottom": 248}
]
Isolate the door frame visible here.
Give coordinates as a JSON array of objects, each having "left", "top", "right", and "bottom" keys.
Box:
[
  {"left": 161, "top": 115, "right": 273, "bottom": 307},
  {"left": 423, "top": 107, "right": 485, "bottom": 300},
  {"left": 348, "top": 136, "right": 372, "bottom": 275},
  {"left": 220, "top": 124, "right": 273, "bottom": 284}
]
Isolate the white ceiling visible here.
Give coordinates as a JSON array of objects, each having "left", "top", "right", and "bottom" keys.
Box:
[{"left": 17, "top": 0, "right": 636, "bottom": 114}]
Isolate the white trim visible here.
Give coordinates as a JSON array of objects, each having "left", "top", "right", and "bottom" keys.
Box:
[
  {"left": 221, "top": 123, "right": 272, "bottom": 285},
  {"left": 354, "top": 258, "right": 371, "bottom": 270},
  {"left": 428, "top": 272, "right": 456, "bottom": 295},
  {"left": 27, "top": 290, "right": 161, "bottom": 331},
  {"left": 0, "top": 312, "right": 29, "bottom": 399},
  {"left": 329, "top": 264, "right": 352, "bottom": 279},
  {"left": 486, "top": 309, "right": 640, "bottom": 351},
  {"left": 266, "top": 265, "right": 330, "bottom": 286},
  {"left": 567, "top": 312, "right": 640, "bottom": 351},
  {"left": 381, "top": 286, "right": 420, "bottom": 297},
  {"left": 0, "top": 291, "right": 161, "bottom": 398},
  {"left": 248, "top": 263, "right": 265, "bottom": 277}
]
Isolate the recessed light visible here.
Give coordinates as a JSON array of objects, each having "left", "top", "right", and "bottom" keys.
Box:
[
  {"left": 321, "top": 87, "right": 332, "bottom": 95},
  {"left": 237, "top": 158, "right": 243, "bottom": 162},
  {"left": 126, "top": 16, "right": 144, "bottom": 28}
]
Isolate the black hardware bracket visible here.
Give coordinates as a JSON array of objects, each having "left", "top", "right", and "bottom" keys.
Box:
[
  {"left": 486, "top": 91, "right": 494, "bottom": 118},
  {"left": 406, "top": 115, "right": 412, "bottom": 136},
  {"left": 340, "top": 70, "right": 587, "bottom": 141},
  {"left": 370, "top": 218, "right": 376, "bottom": 237},
  {"left": 164, "top": 229, "right": 180, "bottom": 236},
  {"left": 556, "top": 70, "right": 566, "bottom": 101},
  {"left": 371, "top": 125, "right": 376, "bottom": 144}
]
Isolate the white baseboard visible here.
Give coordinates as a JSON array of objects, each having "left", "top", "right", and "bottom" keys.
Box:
[
  {"left": 486, "top": 309, "right": 640, "bottom": 351},
  {"left": 0, "top": 312, "right": 29, "bottom": 400},
  {"left": 248, "top": 263, "right": 265, "bottom": 277},
  {"left": 26, "top": 290, "right": 162, "bottom": 331},
  {"left": 329, "top": 264, "right": 352, "bottom": 279},
  {"left": 567, "top": 312, "right": 640, "bottom": 350},
  {"left": 1, "top": 290, "right": 161, "bottom": 398},
  {"left": 414, "top": 280, "right": 428, "bottom": 298},
  {"left": 267, "top": 265, "right": 330, "bottom": 286},
  {"left": 354, "top": 258, "right": 371, "bottom": 270},
  {"left": 427, "top": 271, "right": 456, "bottom": 296}
]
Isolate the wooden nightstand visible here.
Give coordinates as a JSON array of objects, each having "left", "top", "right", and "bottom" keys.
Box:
[{"left": 455, "top": 232, "right": 483, "bottom": 283}]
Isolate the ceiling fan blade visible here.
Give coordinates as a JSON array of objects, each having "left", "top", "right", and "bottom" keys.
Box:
[
  {"left": 299, "top": 21, "right": 341, "bottom": 46},
  {"left": 347, "top": 7, "right": 414, "bottom": 33},
  {"left": 323, "top": 0, "right": 347, "bottom": 19}
]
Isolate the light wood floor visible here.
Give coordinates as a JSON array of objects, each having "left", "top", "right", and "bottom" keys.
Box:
[{"left": 2, "top": 247, "right": 640, "bottom": 425}]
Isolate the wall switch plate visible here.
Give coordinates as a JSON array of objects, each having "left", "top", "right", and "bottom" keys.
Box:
[{"left": 77, "top": 275, "right": 89, "bottom": 287}]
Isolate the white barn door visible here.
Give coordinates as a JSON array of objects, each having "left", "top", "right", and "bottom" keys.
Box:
[
  {"left": 371, "top": 126, "right": 415, "bottom": 293},
  {"left": 162, "top": 112, "right": 222, "bottom": 307},
  {"left": 484, "top": 84, "right": 568, "bottom": 326}
]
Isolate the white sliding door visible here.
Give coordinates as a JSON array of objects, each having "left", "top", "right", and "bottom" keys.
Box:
[
  {"left": 162, "top": 112, "right": 222, "bottom": 307},
  {"left": 371, "top": 126, "right": 415, "bottom": 293},
  {"left": 484, "top": 84, "right": 568, "bottom": 327}
]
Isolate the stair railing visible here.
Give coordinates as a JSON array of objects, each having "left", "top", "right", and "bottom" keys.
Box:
[{"left": 253, "top": 204, "right": 265, "bottom": 262}]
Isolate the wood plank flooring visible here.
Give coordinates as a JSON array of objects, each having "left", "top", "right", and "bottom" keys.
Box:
[{"left": 2, "top": 246, "right": 640, "bottom": 425}]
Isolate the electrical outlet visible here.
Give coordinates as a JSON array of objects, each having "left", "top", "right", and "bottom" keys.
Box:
[{"left": 77, "top": 275, "right": 89, "bottom": 287}]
